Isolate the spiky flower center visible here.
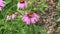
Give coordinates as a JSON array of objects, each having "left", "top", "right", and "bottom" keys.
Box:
[
  {"left": 20, "top": 0, "right": 24, "bottom": 3},
  {"left": 27, "top": 11, "right": 34, "bottom": 18}
]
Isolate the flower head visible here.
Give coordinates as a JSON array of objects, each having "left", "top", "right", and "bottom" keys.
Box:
[
  {"left": 22, "top": 11, "right": 39, "bottom": 25},
  {"left": 0, "top": 0, "right": 5, "bottom": 11},
  {"left": 17, "top": 0, "right": 28, "bottom": 10},
  {"left": 17, "top": 2, "right": 25, "bottom": 9},
  {"left": 7, "top": 13, "right": 16, "bottom": 21}
]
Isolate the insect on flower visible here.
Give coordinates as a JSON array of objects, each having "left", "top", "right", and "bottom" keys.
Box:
[{"left": 22, "top": 10, "right": 39, "bottom": 25}]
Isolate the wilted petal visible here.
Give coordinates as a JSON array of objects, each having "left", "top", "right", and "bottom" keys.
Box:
[
  {"left": 15, "top": 12, "right": 18, "bottom": 15},
  {"left": 0, "top": 7, "right": 2, "bottom": 11},
  {"left": 7, "top": 16, "right": 11, "bottom": 20}
]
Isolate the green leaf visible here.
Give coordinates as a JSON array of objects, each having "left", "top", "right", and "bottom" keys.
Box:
[
  {"left": 39, "top": 8, "right": 46, "bottom": 14},
  {"left": 41, "top": 4, "right": 48, "bottom": 8},
  {"left": 5, "top": 0, "right": 12, "bottom": 4}
]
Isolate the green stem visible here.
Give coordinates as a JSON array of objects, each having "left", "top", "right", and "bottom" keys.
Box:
[
  {"left": 31, "top": 24, "right": 35, "bottom": 34},
  {"left": 27, "top": 26, "right": 30, "bottom": 34}
]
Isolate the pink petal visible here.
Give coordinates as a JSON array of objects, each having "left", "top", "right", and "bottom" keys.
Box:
[
  {"left": 17, "top": 2, "right": 25, "bottom": 9},
  {"left": 22, "top": 14, "right": 30, "bottom": 25},
  {"left": 12, "top": 14, "right": 16, "bottom": 20},
  {"left": 0, "top": 0, "right": 5, "bottom": 7},
  {"left": 22, "top": 14, "right": 27, "bottom": 20},
  {"left": 26, "top": 18, "right": 30, "bottom": 25},
  {"left": 24, "top": 1, "right": 28, "bottom": 8},
  {"left": 22, "top": 13, "right": 39, "bottom": 25},
  {"left": 31, "top": 17, "right": 37, "bottom": 23},
  {"left": 31, "top": 13, "right": 39, "bottom": 23},
  {"left": 57, "top": 18, "right": 60, "bottom": 21},
  {"left": 34, "top": 13, "right": 39, "bottom": 18},
  {"left": 0, "top": 0, "right": 3, "bottom": 1}
]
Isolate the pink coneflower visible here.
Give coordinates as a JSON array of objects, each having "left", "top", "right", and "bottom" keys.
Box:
[
  {"left": 57, "top": 18, "right": 60, "bottom": 21},
  {"left": 0, "top": 0, "right": 5, "bottom": 11},
  {"left": 17, "top": 0, "right": 28, "bottom": 10},
  {"left": 22, "top": 11, "right": 39, "bottom": 25},
  {"left": 7, "top": 13, "right": 16, "bottom": 20}
]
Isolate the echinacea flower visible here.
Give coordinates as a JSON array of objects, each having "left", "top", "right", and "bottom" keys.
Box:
[
  {"left": 7, "top": 14, "right": 16, "bottom": 20},
  {"left": 57, "top": 18, "right": 60, "bottom": 21},
  {"left": 22, "top": 11, "right": 39, "bottom": 25},
  {"left": 17, "top": 0, "right": 28, "bottom": 10},
  {"left": 0, "top": 0, "right": 5, "bottom": 11}
]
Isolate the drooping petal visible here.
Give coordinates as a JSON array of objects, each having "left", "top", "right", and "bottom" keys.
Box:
[
  {"left": 0, "top": 0, "right": 5, "bottom": 11},
  {"left": 31, "top": 18, "right": 36, "bottom": 23},
  {"left": 24, "top": 0, "right": 28, "bottom": 9},
  {"left": 34, "top": 13, "right": 39, "bottom": 18},
  {"left": 0, "top": 0, "right": 5, "bottom": 7},
  {"left": 22, "top": 13, "right": 39, "bottom": 25},
  {"left": 31, "top": 17, "right": 38, "bottom": 23},
  {"left": 17, "top": 2, "right": 25, "bottom": 9},
  {"left": 22, "top": 14, "right": 27, "bottom": 21},
  {"left": 26, "top": 18, "right": 30, "bottom": 25},
  {"left": 31, "top": 13, "right": 39, "bottom": 23},
  {"left": 0, "top": 0, "right": 3, "bottom": 1},
  {"left": 22, "top": 14, "right": 30, "bottom": 25}
]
